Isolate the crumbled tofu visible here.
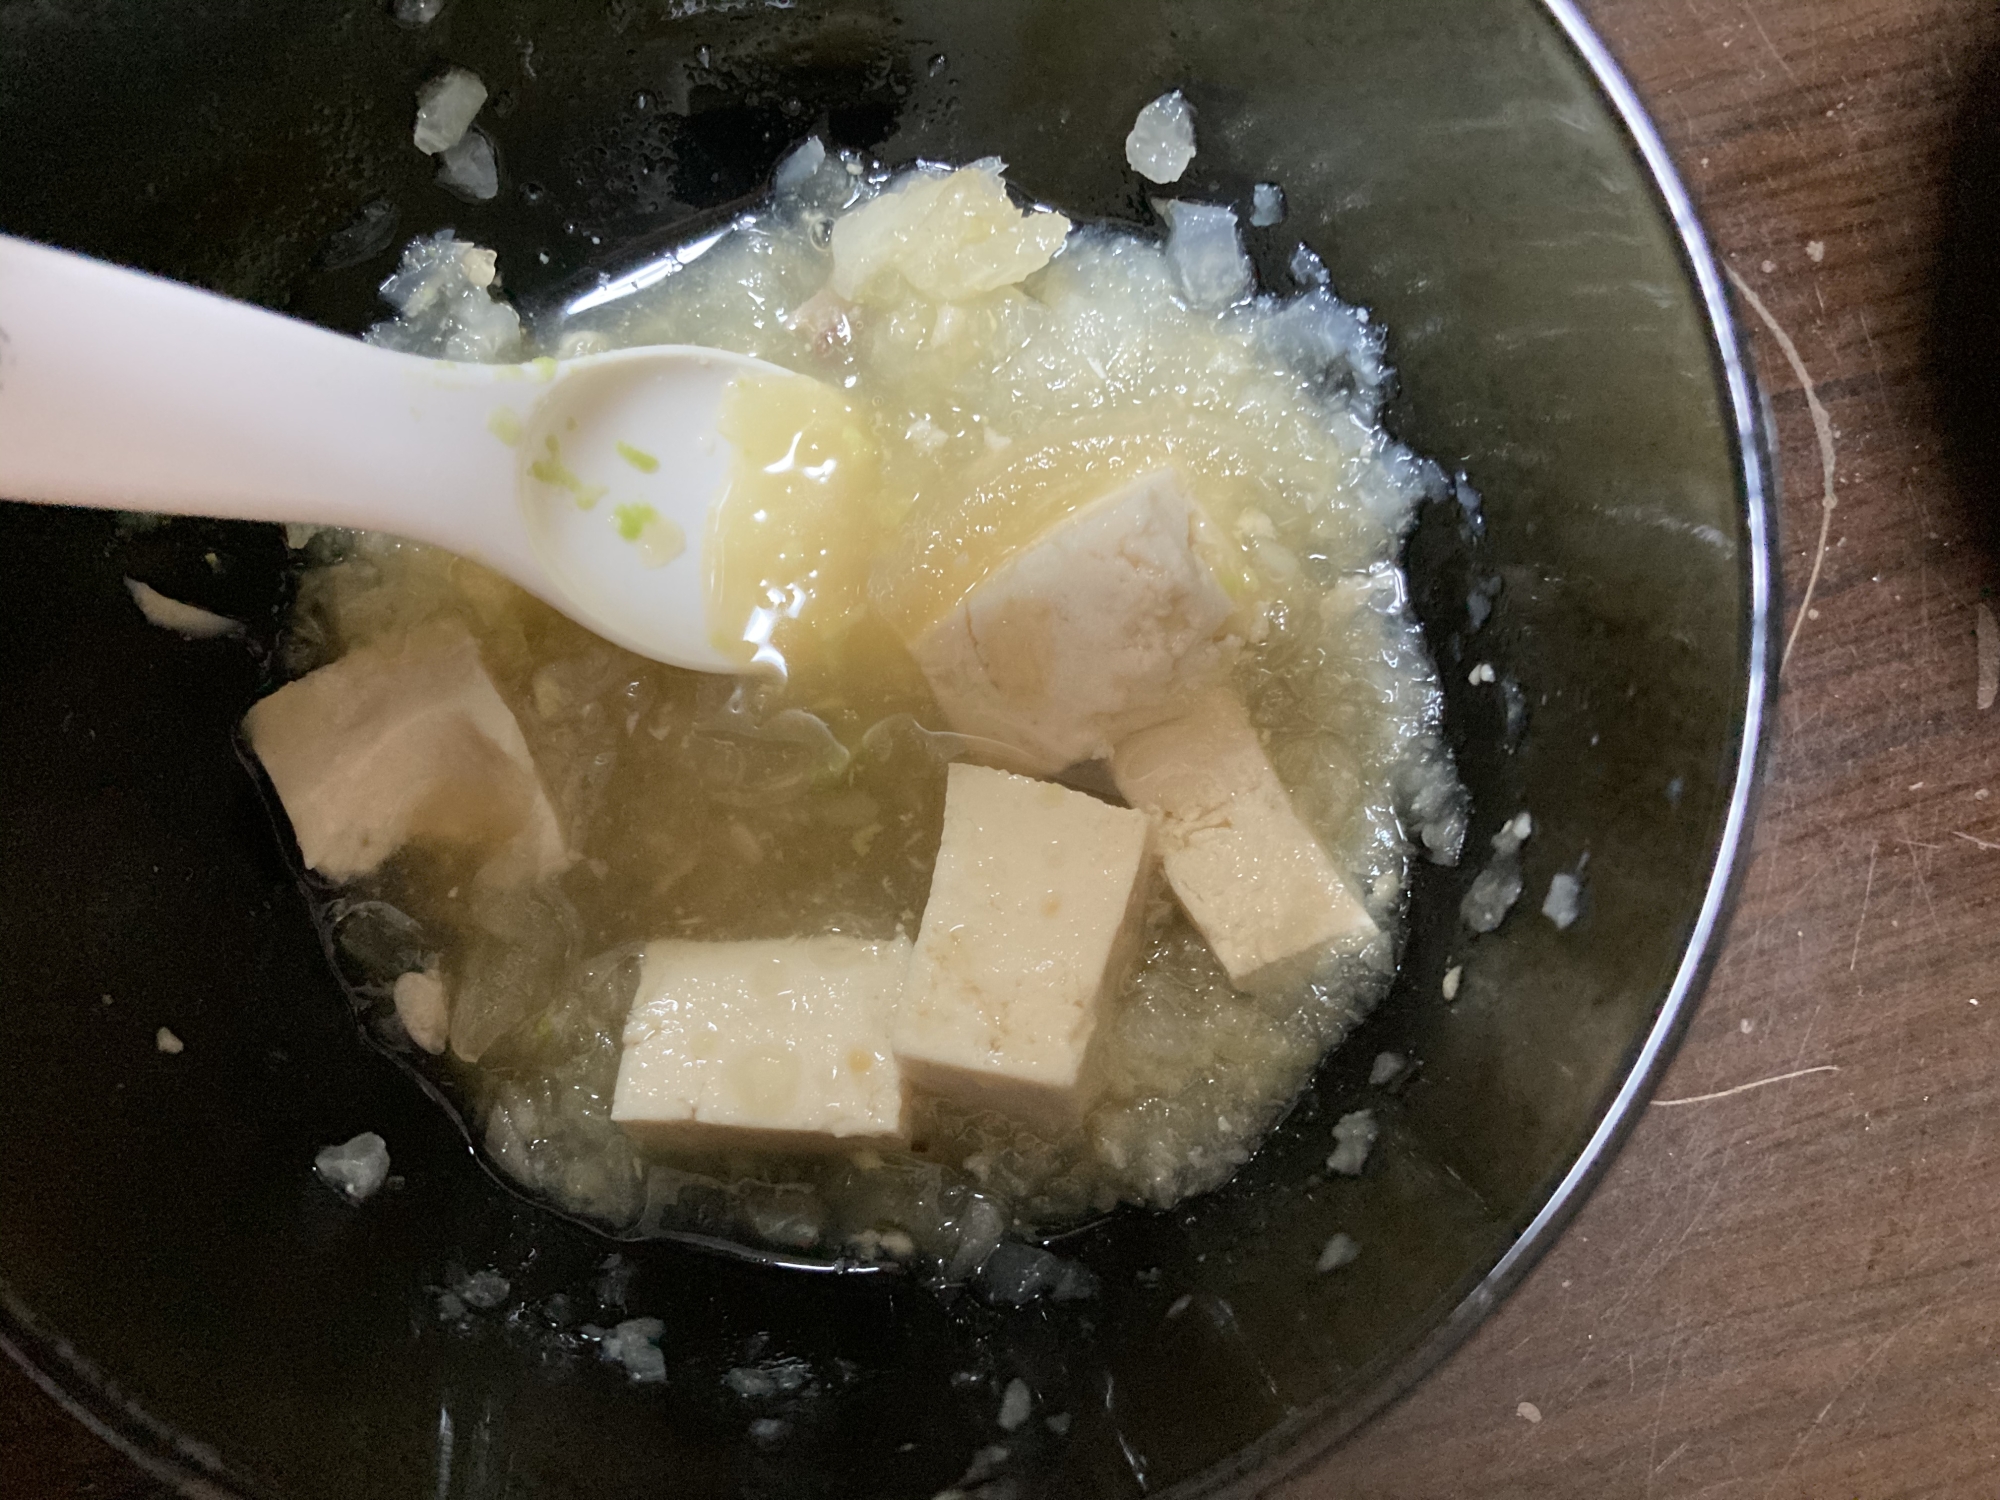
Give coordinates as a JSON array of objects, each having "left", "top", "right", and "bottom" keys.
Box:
[
  {"left": 1159, "top": 201, "right": 1253, "bottom": 310},
  {"left": 599, "top": 1317, "right": 667, "bottom": 1383},
  {"left": 393, "top": 969, "right": 451, "bottom": 1054},
  {"left": 315, "top": 1131, "right": 391, "bottom": 1203},
  {"left": 1111, "top": 688, "right": 1375, "bottom": 991},
  {"left": 1316, "top": 1232, "right": 1360, "bottom": 1273},
  {"left": 1543, "top": 870, "right": 1583, "bottom": 930},
  {"left": 435, "top": 128, "right": 499, "bottom": 202},
  {"left": 611, "top": 936, "right": 913, "bottom": 1152},
  {"left": 1460, "top": 811, "right": 1533, "bottom": 933},
  {"left": 413, "top": 67, "right": 487, "bottom": 155},
  {"left": 997, "top": 1378, "right": 1033, "bottom": 1431},
  {"left": 243, "top": 622, "right": 568, "bottom": 887},
  {"left": 1326, "top": 1109, "right": 1377, "bottom": 1175},
  {"left": 155, "top": 1026, "right": 184, "bottom": 1055},
  {"left": 894, "top": 765, "right": 1153, "bottom": 1132},
  {"left": 910, "top": 471, "right": 1241, "bottom": 774},
  {"left": 1125, "top": 91, "right": 1197, "bottom": 184},
  {"left": 829, "top": 163, "right": 1071, "bottom": 305},
  {"left": 773, "top": 136, "right": 826, "bottom": 194},
  {"left": 1249, "top": 182, "right": 1287, "bottom": 227},
  {"left": 125, "top": 578, "right": 244, "bottom": 639}
]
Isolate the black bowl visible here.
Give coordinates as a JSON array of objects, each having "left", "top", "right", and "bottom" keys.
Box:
[{"left": 0, "top": 1, "right": 1771, "bottom": 1495}]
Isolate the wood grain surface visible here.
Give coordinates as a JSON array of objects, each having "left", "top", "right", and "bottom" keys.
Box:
[{"left": 4, "top": 0, "right": 1994, "bottom": 1495}]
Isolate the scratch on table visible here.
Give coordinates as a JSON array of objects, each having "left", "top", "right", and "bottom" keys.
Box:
[
  {"left": 1978, "top": 603, "right": 1998, "bottom": 710},
  {"left": 1760, "top": 1269, "right": 1974, "bottom": 1499},
  {"left": 1728, "top": 266, "right": 1837, "bottom": 675},
  {"left": 1739, "top": 0, "right": 1800, "bottom": 84},
  {"left": 1849, "top": 839, "right": 1878, "bottom": 971},
  {"left": 1954, "top": 830, "right": 2000, "bottom": 851},
  {"left": 1900, "top": 830, "right": 1939, "bottom": 928},
  {"left": 1651, "top": 1438, "right": 1690, "bottom": 1481},
  {"left": 1652, "top": 1066, "right": 1839, "bottom": 1108},
  {"left": 1644, "top": 1307, "right": 1687, "bottom": 1499}
]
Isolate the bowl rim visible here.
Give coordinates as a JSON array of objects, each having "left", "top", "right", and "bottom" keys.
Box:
[
  {"left": 1193, "top": 1, "right": 1780, "bottom": 1493},
  {"left": 0, "top": 1, "right": 1779, "bottom": 1495}
]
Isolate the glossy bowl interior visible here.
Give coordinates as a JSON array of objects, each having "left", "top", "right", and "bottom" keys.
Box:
[{"left": 0, "top": 1, "right": 1769, "bottom": 1495}]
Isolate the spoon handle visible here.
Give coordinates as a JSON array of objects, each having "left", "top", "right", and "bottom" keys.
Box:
[{"left": 0, "top": 234, "right": 532, "bottom": 568}]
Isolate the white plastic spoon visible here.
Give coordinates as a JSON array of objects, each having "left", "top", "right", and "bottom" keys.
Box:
[{"left": 0, "top": 232, "right": 792, "bottom": 673}]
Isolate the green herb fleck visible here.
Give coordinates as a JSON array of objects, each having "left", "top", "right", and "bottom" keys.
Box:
[
  {"left": 616, "top": 441, "right": 661, "bottom": 474},
  {"left": 614, "top": 502, "right": 659, "bottom": 541},
  {"left": 528, "top": 436, "right": 606, "bottom": 509},
  {"left": 486, "top": 407, "right": 524, "bottom": 446}
]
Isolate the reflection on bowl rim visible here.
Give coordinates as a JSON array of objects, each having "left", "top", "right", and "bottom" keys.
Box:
[{"left": 0, "top": 1, "right": 1777, "bottom": 1495}]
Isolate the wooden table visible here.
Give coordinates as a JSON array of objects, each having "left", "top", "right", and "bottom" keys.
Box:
[{"left": 5, "top": 0, "right": 1993, "bottom": 1494}]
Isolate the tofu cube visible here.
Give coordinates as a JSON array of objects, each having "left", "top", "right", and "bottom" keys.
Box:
[
  {"left": 611, "top": 936, "right": 912, "bottom": 1153},
  {"left": 895, "top": 764, "right": 1153, "bottom": 1132},
  {"left": 1111, "top": 688, "right": 1375, "bottom": 992},
  {"left": 910, "top": 470, "right": 1241, "bottom": 774},
  {"left": 243, "top": 621, "right": 567, "bottom": 887}
]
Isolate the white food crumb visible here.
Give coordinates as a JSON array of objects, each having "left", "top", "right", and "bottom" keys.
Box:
[
  {"left": 1807, "top": 240, "right": 1825, "bottom": 263},
  {"left": 155, "top": 1026, "right": 184, "bottom": 1054},
  {"left": 997, "top": 1378, "right": 1032, "bottom": 1431},
  {"left": 1316, "top": 1232, "right": 1360, "bottom": 1272},
  {"left": 455, "top": 1268, "right": 511, "bottom": 1308},
  {"left": 413, "top": 67, "right": 487, "bottom": 155},
  {"left": 1326, "top": 1109, "right": 1377, "bottom": 1176},
  {"left": 946, "top": 1196, "right": 1008, "bottom": 1282},
  {"left": 393, "top": 969, "right": 451, "bottom": 1054},
  {"left": 1125, "top": 90, "right": 1196, "bottom": 184},
  {"left": 436, "top": 129, "right": 499, "bottom": 201},
  {"left": 1468, "top": 661, "right": 1496, "bottom": 685},
  {"left": 773, "top": 136, "right": 826, "bottom": 193},
  {"left": 1542, "top": 871, "right": 1582, "bottom": 930},
  {"left": 1517, "top": 1400, "right": 1543, "bottom": 1424},
  {"left": 315, "top": 1131, "right": 391, "bottom": 1203},
  {"left": 1288, "top": 242, "right": 1330, "bottom": 288},
  {"left": 600, "top": 1317, "right": 667, "bottom": 1382},
  {"left": 366, "top": 231, "right": 522, "bottom": 363},
  {"left": 1462, "top": 811, "right": 1536, "bottom": 931},
  {"left": 726, "top": 1359, "right": 810, "bottom": 1399},
  {"left": 1369, "top": 1051, "right": 1406, "bottom": 1087},
  {"left": 1249, "top": 182, "right": 1286, "bottom": 227},
  {"left": 1159, "top": 200, "right": 1253, "bottom": 309},
  {"left": 1442, "top": 965, "right": 1462, "bottom": 1001},
  {"left": 1461, "top": 870, "right": 1519, "bottom": 932},
  {"left": 125, "top": 579, "right": 242, "bottom": 640}
]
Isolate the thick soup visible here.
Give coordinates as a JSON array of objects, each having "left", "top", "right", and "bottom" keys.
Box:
[{"left": 253, "top": 137, "right": 1466, "bottom": 1273}]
